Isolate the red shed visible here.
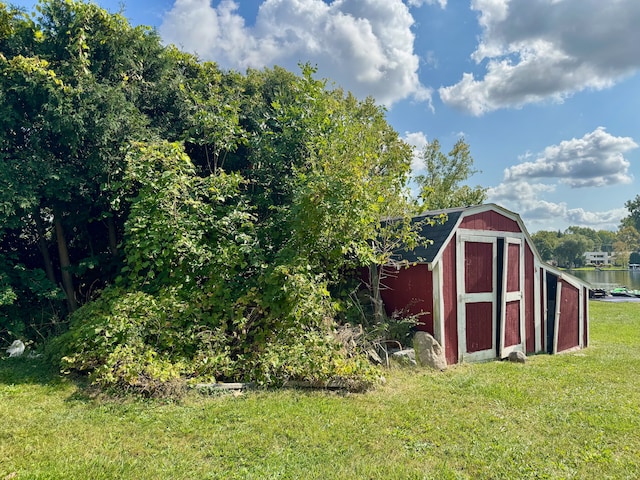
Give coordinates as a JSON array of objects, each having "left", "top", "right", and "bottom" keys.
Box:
[{"left": 380, "top": 204, "right": 590, "bottom": 365}]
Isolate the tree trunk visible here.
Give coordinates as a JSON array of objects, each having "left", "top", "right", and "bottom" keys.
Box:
[
  {"left": 369, "top": 264, "right": 386, "bottom": 325},
  {"left": 33, "top": 209, "right": 57, "bottom": 285},
  {"left": 53, "top": 207, "right": 77, "bottom": 312}
]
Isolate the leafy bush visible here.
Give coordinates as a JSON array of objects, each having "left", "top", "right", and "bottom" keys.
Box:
[{"left": 50, "top": 142, "right": 381, "bottom": 395}]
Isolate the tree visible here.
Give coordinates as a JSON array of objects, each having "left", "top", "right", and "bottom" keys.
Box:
[
  {"left": 597, "top": 230, "right": 616, "bottom": 253},
  {"left": 621, "top": 195, "right": 640, "bottom": 232},
  {"left": 531, "top": 230, "right": 560, "bottom": 262},
  {"left": 613, "top": 226, "right": 640, "bottom": 266},
  {"left": 43, "top": 57, "right": 420, "bottom": 390},
  {"left": 553, "top": 234, "right": 593, "bottom": 268},
  {"left": 1, "top": 0, "right": 176, "bottom": 323},
  {"left": 414, "top": 138, "right": 487, "bottom": 210},
  {"left": 4, "top": 1, "right": 459, "bottom": 392},
  {"left": 565, "top": 226, "right": 601, "bottom": 251}
]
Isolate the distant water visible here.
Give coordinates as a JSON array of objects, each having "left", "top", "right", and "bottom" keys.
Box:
[{"left": 569, "top": 269, "right": 640, "bottom": 290}]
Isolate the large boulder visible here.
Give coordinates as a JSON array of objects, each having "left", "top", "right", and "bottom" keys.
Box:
[{"left": 413, "top": 332, "right": 447, "bottom": 371}]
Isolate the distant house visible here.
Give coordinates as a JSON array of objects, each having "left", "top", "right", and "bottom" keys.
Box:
[
  {"left": 380, "top": 204, "right": 590, "bottom": 365},
  {"left": 584, "top": 251, "right": 614, "bottom": 266}
]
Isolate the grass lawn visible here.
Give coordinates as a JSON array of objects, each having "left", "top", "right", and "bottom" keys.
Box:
[{"left": 1, "top": 300, "right": 639, "bottom": 479}]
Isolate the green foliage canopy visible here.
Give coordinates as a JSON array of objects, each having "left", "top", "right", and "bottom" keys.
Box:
[
  {"left": 1, "top": 0, "right": 429, "bottom": 392},
  {"left": 415, "top": 138, "right": 487, "bottom": 210}
]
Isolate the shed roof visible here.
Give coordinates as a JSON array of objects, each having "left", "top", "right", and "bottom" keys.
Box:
[
  {"left": 396, "top": 203, "right": 527, "bottom": 265},
  {"left": 399, "top": 208, "right": 464, "bottom": 264}
]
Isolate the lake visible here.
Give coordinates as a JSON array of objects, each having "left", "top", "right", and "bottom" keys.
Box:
[{"left": 569, "top": 269, "right": 640, "bottom": 290}]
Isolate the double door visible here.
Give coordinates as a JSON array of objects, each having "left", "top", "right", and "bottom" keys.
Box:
[{"left": 456, "top": 233, "right": 525, "bottom": 362}]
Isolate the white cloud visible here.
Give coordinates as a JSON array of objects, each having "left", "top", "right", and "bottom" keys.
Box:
[
  {"left": 407, "top": 0, "right": 447, "bottom": 8},
  {"left": 486, "top": 127, "right": 637, "bottom": 230},
  {"left": 487, "top": 181, "right": 627, "bottom": 231},
  {"left": 565, "top": 207, "right": 628, "bottom": 227},
  {"left": 440, "top": 0, "right": 640, "bottom": 114},
  {"left": 402, "top": 131, "right": 428, "bottom": 173},
  {"left": 504, "top": 127, "right": 637, "bottom": 188},
  {"left": 160, "top": 0, "right": 431, "bottom": 107}
]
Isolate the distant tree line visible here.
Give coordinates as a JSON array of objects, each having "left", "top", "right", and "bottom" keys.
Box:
[{"left": 531, "top": 222, "right": 640, "bottom": 268}]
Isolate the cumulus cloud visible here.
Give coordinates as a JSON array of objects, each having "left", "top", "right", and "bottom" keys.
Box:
[
  {"left": 402, "top": 131, "right": 429, "bottom": 172},
  {"left": 440, "top": 0, "right": 640, "bottom": 114},
  {"left": 407, "top": 0, "right": 447, "bottom": 8},
  {"left": 160, "top": 0, "right": 431, "bottom": 106},
  {"left": 487, "top": 182, "right": 627, "bottom": 230},
  {"left": 504, "top": 127, "right": 637, "bottom": 188},
  {"left": 486, "top": 127, "right": 637, "bottom": 230}
]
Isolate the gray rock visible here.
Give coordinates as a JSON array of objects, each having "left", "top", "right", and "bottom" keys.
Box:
[
  {"left": 508, "top": 351, "right": 527, "bottom": 363},
  {"left": 413, "top": 332, "right": 447, "bottom": 371},
  {"left": 391, "top": 349, "right": 417, "bottom": 366}
]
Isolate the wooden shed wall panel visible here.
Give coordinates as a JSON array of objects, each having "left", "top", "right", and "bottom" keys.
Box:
[
  {"left": 557, "top": 280, "right": 580, "bottom": 352},
  {"left": 504, "top": 301, "right": 521, "bottom": 347},
  {"left": 381, "top": 264, "right": 434, "bottom": 334},
  {"left": 525, "top": 245, "right": 536, "bottom": 353},
  {"left": 459, "top": 211, "right": 521, "bottom": 233},
  {"left": 464, "top": 242, "right": 494, "bottom": 293},
  {"left": 465, "top": 302, "right": 493, "bottom": 352},
  {"left": 442, "top": 239, "right": 458, "bottom": 365},
  {"left": 507, "top": 243, "right": 520, "bottom": 291}
]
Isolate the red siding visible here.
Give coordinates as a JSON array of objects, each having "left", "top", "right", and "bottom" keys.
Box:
[
  {"left": 381, "top": 264, "right": 434, "bottom": 334},
  {"left": 465, "top": 241, "right": 494, "bottom": 293},
  {"left": 442, "top": 239, "right": 458, "bottom": 365},
  {"left": 459, "top": 211, "right": 521, "bottom": 232},
  {"left": 504, "top": 301, "right": 521, "bottom": 347},
  {"left": 557, "top": 280, "right": 580, "bottom": 352},
  {"left": 465, "top": 302, "right": 493, "bottom": 352},
  {"left": 507, "top": 243, "right": 520, "bottom": 291},
  {"left": 525, "top": 245, "right": 536, "bottom": 353}
]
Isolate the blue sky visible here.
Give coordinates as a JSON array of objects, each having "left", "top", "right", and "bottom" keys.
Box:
[{"left": 11, "top": 0, "right": 640, "bottom": 232}]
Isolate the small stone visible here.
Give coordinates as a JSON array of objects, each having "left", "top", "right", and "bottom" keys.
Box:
[
  {"left": 391, "top": 349, "right": 417, "bottom": 366},
  {"left": 508, "top": 351, "right": 527, "bottom": 363}
]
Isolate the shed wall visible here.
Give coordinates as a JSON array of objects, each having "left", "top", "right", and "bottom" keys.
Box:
[
  {"left": 525, "top": 244, "right": 536, "bottom": 353},
  {"left": 459, "top": 210, "right": 521, "bottom": 233},
  {"left": 557, "top": 279, "right": 580, "bottom": 352},
  {"left": 381, "top": 264, "right": 434, "bottom": 334}
]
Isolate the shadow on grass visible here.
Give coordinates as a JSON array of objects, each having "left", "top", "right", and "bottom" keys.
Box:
[
  {"left": 0, "top": 355, "right": 96, "bottom": 403},
  {"left": 0, "top": 355, "right": 60, "bottom": 384}
]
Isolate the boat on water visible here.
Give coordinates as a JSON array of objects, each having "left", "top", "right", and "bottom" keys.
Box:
[{"left": 610, "top": 286, "right": 640, "bottom": 297}]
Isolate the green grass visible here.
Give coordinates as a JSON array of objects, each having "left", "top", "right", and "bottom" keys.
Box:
[{"left": 1, "top": 300, "right": 639, "bottom": 479}]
